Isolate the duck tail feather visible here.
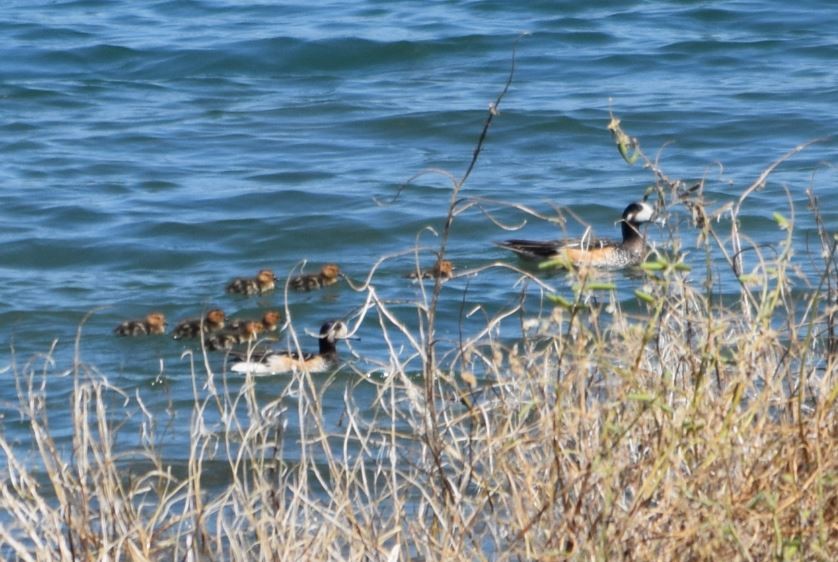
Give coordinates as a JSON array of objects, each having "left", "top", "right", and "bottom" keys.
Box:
[{"left": 496, "top": 239, "right": 561, "bottom": 260}]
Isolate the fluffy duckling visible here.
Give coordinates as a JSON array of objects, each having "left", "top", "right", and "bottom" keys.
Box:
[
  {"left": 207, "top": 320, "right": 265, "bottom": 351},
  {"left": 226, "top": 268, "right": 277, "bottom": 296},
  {"left": 407, "top": 259, "right": 455, "bottom": 281},
  {"left": 289, "top": 264, "right": 341, "bottom": 291},
  {"left": 230, "top": 320, "right": 351, "bottom": 375},
  {"left": 228, "top": 310, "right": 281, "bottom": 333},
  {"left": 497, "top": 201, "right": 657, "bottom": 270},
  {"left": 171, "top": 308, "right": 226, "bottom": 340},
  {"left": 114, "top": 312, "right": 167, "bottom": 336}
]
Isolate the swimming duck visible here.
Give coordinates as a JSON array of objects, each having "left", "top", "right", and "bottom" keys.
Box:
[
  {"left": 207, "top": 320, "right": 265, "bottom": 351},
  {"left": 226, "top": 269, "right": 277, "bottom": 296},
  {"left": 228, "top": 310, "right": 281, "bottom": 333},
  {"left": 497, "top": 201, "right": 657, "bottom": 269},
  {"left": 289, "top": 264, "right": 342, "bottom": 291},
  {"left": 229, "top": 320, "right": 351, "bottom": 375},
  {"left": 171, "top": 308, "right": 226, "bottom": 340},
  {"left": 407, "top": 259, "right": 455, "bottom": 281},
  {"left": 114, "top": 312, "right": 167, "bottom": 336}
]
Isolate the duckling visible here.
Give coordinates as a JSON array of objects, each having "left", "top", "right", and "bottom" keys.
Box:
[
  {"left": 207, "top": 320, "right": 265, "bottom": 351},
  {"left": 171, "top": 308, "right": 226, "bottom": 340},
  {"left": 289, "top": 264, "right": 341, "bottom": 291},
  {"left": 406, "top": 259, "right": 455, "bottom": 281},
  {"left": 114, "top": 312, "right": 167, "bottom": 336},
  {"left": 228, "top": 310, "right": 281, "bottom": 333},
  {"left": 226, "top": 269, "right": 277, "bottom": 296},
  {"left": 230, "top": 320, "right": 351, "bottom": 375},
  {"left": 497, "top": 201, "right": 657, "bottom": 269}
]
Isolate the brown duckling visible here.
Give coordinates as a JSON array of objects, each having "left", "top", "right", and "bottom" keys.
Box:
[
  {"left": 207, "top": 320, "right": 265, "bottom": 351},
  {"left": 407, "top": 259, "right": 455, "bottom": 281},
  {"left": 114, "top": 312, "right": 167, "bottom": 336},
  {"left": 289, "top": 263, "right": 341, "bottom": 291},
  {"left": 226, "top": 268, "right": 277, "bottom": 296},
  {"left": 228, "top": 310, "right": 281, "bottom": 333},
  {"left": 171, "top": 308, "right": 226, "bottom": 340}
]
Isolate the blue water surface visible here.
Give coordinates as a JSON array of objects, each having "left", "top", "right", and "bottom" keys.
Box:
[{"left": 1, "top": 0, "right": 836, "bottom": 478}]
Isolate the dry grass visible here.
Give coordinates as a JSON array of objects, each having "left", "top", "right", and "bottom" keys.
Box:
[{"left": 1, "top": 71, "right": 836, "bottom": 560}]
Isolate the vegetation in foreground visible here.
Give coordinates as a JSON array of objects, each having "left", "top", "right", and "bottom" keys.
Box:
[{"left": 1, "top": 61, "right": 836, "bottom": 561}]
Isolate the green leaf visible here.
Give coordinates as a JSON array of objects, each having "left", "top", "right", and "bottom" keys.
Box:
[
  {"left": 772, "top": 212, "right": 790, "bottom": 230},
  {"left": 577, "top": 282, "right": 616, "bottom": 292},
  {"left": 618, "top": 140, "right": 640, "bottom": 165},
  {"left": 634, "top": 290, "right": 656, "bottom": 304},
  {"left": 640, "top": 261, "right": 666, "bottom": 271},
  {"left": 546, "top": 294, "right": 572, "bottom": 308},
  {"left": 539, "top": 257, "right": 571, "bottom": 270}
]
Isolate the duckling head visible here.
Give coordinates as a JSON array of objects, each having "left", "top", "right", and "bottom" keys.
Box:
[
  {"left": 321, "top": 263, "right": 341, "bottom": 280},
  {"left": 146, "top": 312, "right": 167, "bottom": 331},
  {"left": 435, "top": 260, "right": 455, "bottom": 278},
  {"left": 257, "top": 269, "right": 277, "bottom": 285},
  {"left": 206, "top": 308, "right": 226, "bottom": 327},
  {"left": 243, "top": 320, "right": 264, "bottom": 338},
  {"left": 262, "top": 310, "right": 281, "bottom": 330}
]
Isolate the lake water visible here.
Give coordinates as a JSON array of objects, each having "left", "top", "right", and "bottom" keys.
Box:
[{"left": 1, "top": 0, "right": 836, "bottom": 483}]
